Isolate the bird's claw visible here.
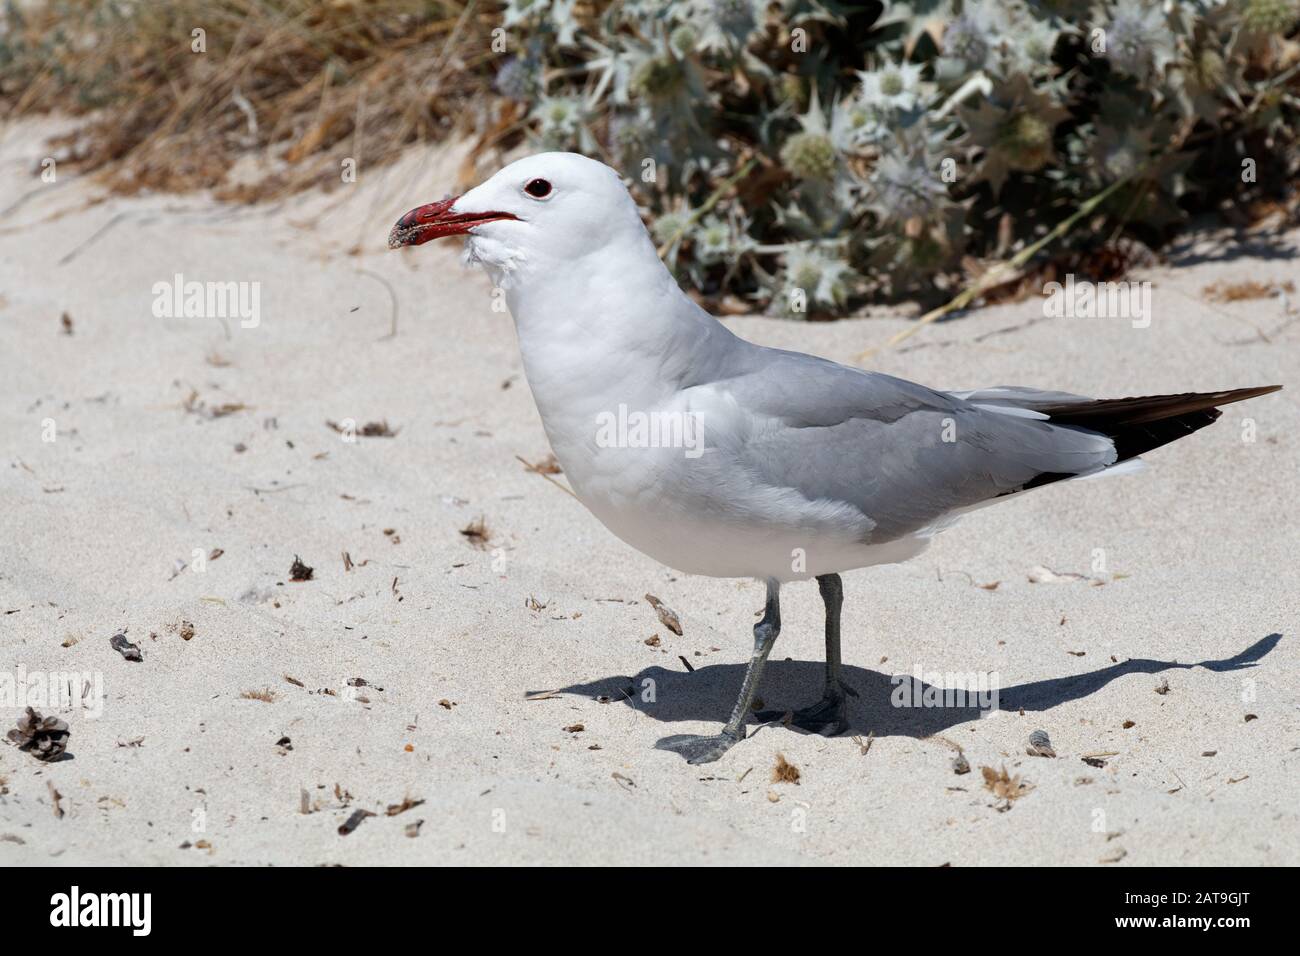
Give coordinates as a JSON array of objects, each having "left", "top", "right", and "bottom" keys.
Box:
[{"left": 654, "top": 730, "right": 743, "bottom": 764}]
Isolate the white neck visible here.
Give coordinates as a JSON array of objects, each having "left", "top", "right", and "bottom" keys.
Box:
[{"left": 483, "top": 226, "right": 742, "bottom": 468}]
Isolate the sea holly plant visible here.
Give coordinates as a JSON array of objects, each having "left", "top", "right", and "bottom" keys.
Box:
[
  {"left": 487, "top": 0, "right": 1300, "bottom": 316},
  {"left": 3, "top": 0, "right": 1297, "bottom": 317}
]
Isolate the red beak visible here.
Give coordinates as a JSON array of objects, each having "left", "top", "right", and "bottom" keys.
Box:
[{"left": 387, "top": 196, "right": 519, "bottom": 248}]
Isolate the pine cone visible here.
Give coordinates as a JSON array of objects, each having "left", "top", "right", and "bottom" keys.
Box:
[{"left": 6, "top": 707, "right": 70, "bottom": 761}]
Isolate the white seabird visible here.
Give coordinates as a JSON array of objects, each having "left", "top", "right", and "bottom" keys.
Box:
[{"left": 390, "top": 152, "right": 1280, "bottom": 764}]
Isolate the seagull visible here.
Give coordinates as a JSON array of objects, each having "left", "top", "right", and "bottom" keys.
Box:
[{"left": 390, "top": 152, "right": 1281, "bottom": 764}]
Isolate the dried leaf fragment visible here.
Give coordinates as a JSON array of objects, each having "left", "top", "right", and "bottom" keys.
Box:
[
  {"left": 644, "top": 594, "right": 683, "bottom": 635},
  {"left": 521, "top": 453, "right": 562, "bottom": 474},
  {"left": 385, "top": 796, "right": 425, "bottom": 816}
]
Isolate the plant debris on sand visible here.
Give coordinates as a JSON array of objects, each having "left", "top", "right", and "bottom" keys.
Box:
[
  {"left": 289, "top": 555, "right": 314, "bottom": 581},
  {"left": 981, "top": 765, "right": 1033, "bottom": 808},
  {"left": 7, "top": 707, "right": 70, "bottom": 761},
  {"left": 459, "top": 516, "right": 491, "bottom": 549},
  {"left": 644, "top": 594, "right": 683, "bottom": 636},
  {"left": 772, "top": 753, "right": 801, "bottom": 784}
]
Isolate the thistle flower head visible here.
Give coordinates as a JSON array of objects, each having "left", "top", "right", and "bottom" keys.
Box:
[
  {"left": 781, "top": 131, "right": 837, "bottom": 181},
  {"left": 693, "top": 214, "right": 753, "bottom": 263},
  {"left": 630, "top": 54, "right": 687, "bottom": 99},
  {"left": 780, "top": 90, "right": 840, "bottom": 181},
  {"left": 778, "top": 243, "right": 856, "bottom": 314},
  {"left": 1187, "top": 47, "right": 1227, "bottom": 91},
  {"left": 530, "top": 95, "right": 587, "bottom": 149},
  {"left": 1103, "top": 0, "right": 1175, "bottom": 79},
  {"left": 868, "top": 147, "right": 951, "bottom": 225},
  {"left": 1010, "top": 15, "right": 1061, "bottom": 74},
  {"left": 682, "top": 0, "right": 769, "bottom": 53},
  {"left": 997, "top": 112, "right": 1055, "bottom": 170},
  {"left": 1089, "top": 123, "right": 1153, "bottom": 182},
  {"left": 942, "top": 1, "right": 1000, "bottom": 72},
  {"left": 669, "top": 23, "right": 700, "bottom": 56},
  {"left": 780, "top": 73, "right": 808, "bottom": 109},
  {"left": 830, "top": 95, "right": 884, "bottom": 151},
  {"left": 652, "top": 208, "right": 695, "bottom": 246},
  {"left": 495, "top": 57, "right": 541, "bottom": 102},
  {"left": 858, "top": 61, "right": 927, "bottom": 113},
  {"left": 958, "top": 76, "right": 1069, "bottom": 192},
  {"left": 1239, "top": 0, "right": 1300, "bottom": 35}
]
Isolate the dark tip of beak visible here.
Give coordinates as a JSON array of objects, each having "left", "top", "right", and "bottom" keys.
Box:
[{"left": 387, "top": 196, "right": 520, "bottom": 249}]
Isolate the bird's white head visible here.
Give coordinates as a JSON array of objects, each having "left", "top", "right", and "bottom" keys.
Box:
[{"left": 388, "top": 152, "right": 651, "bottom": 288}]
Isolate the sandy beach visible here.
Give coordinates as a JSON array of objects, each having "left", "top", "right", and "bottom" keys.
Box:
[{"left": 2, "top": 122, "right": 1297, "bottom": 866}]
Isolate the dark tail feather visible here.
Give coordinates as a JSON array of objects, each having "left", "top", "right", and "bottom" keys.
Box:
[{"left": 1042, "top": 385, "right": 1282, "bottom": 462}]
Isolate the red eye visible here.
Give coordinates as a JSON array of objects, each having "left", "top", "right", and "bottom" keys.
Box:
[{"left": 525, "top": 178, "right": 552, "bottom": 198}]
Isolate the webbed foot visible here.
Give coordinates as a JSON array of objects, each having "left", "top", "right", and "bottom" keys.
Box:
[{"left": 654, "top": 730, "right": 744, "bottom": 764}]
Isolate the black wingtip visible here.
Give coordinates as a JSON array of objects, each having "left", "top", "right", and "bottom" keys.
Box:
[
  {"left": 1054, "top": 385, "right": 1282, "bottom": 462},
  {"left": 1221, "top": 384, "right": 1283, "bottom": 401}
]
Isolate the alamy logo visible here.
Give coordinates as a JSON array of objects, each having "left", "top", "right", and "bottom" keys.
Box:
[
  {"left": 49, "top": 886, "right": 151, "bottom": 936},
  {"left": 890, "top": 664, "right": 1000, "bottom": 711},
  {"left": 1, "top": 667, "right": 103, "bottom": 719},
  {"left": 1042, "top": 273, "right": 1152, "bottom": 328},
  {"left": 151, "top": 273, "right": 260, "bottom": 328},
  {"left": 594, "top": 404, "right": 705, "bottom": 459}
]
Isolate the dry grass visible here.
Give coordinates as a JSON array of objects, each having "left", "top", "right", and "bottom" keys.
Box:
[
  {"left": 239, "top": 687, "right": 277, "bottom": 703},
  {"left": 0, "top": 0, "right": 504, "bottom": 200},
  {"left": 772, "top": 752, "right": 800, "bottom": 784},
  {"left": 981, "top": 764, "right": 1032, "bottom": 804},
  {"left": 1202, "top": 279, "right": 1296, "bottom": 303}
]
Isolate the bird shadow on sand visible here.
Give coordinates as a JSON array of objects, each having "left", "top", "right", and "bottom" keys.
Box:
[{"left": 539, "top": 633, "right": 1281, "bottom": 740}]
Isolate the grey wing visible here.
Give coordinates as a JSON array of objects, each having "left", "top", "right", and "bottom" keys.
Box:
[
  {"left": 947, "top": 385, "right": 1094, "bottom": 416},
  {"left": 714, "top": 350, "right": 1117, "bottom": 543}
]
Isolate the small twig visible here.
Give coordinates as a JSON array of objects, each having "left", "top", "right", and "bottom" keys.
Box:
[
  {"left": 514, "top": 455, "right": 578, "bottom": 500},
  {"left": 242, "top": 483, "right": 307, "bottom": 494},
  {"left": 57, "top": 211, "right": 133, "bottom": 266}
]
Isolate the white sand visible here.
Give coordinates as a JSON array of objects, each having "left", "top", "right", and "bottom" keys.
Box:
[{"left": 2, "top": 124, "right": 1297, "bottom": 865}]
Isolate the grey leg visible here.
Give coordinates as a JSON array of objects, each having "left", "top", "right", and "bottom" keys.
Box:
[
  {"left": 655, "top": 579, "right": 781, "bottom": 764},
  {"left": 819, "top": 572, "right": 843, "bottom": 691},
  {"left": 757, "top": 573, "right": 850, "bottom": 736}
]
